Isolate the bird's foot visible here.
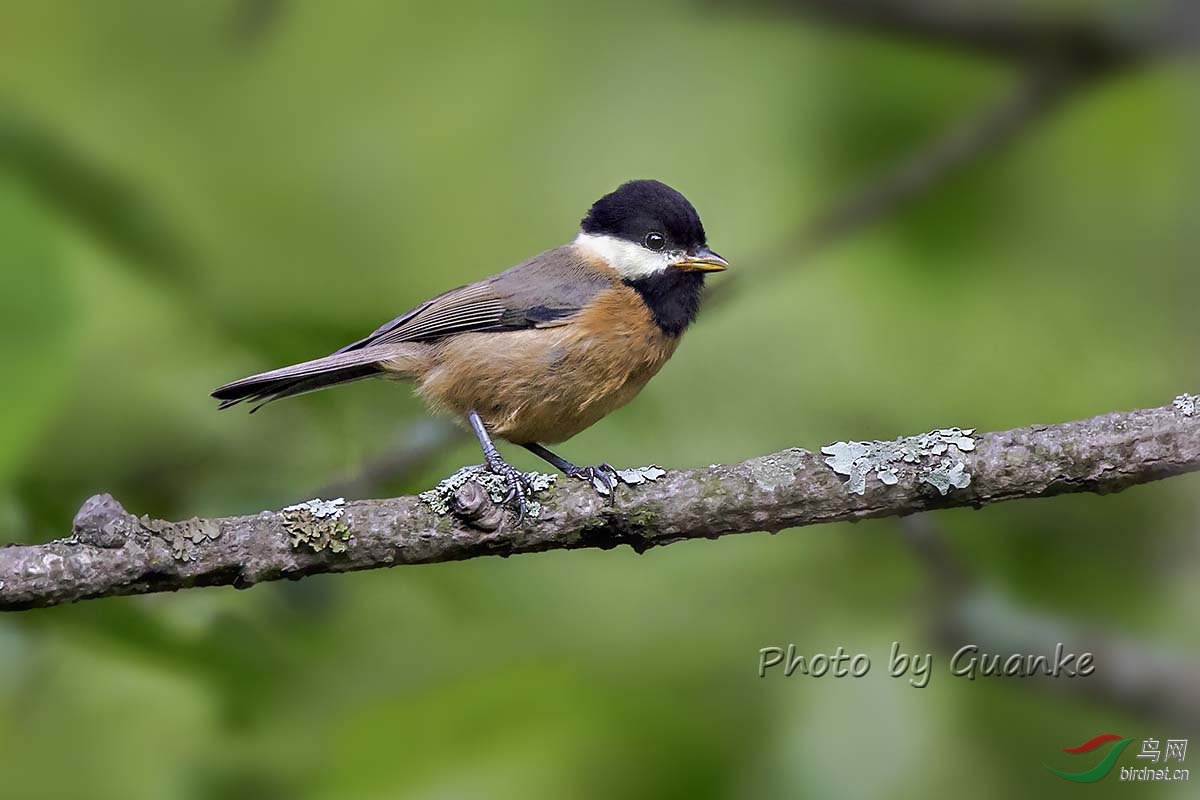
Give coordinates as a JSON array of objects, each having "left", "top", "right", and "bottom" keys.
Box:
[
  {"left": 484, "top": 453, "right": 535, "bottom": 523},
  {"left": 564, "top": 462, "right": 620, "bottom": 498}
]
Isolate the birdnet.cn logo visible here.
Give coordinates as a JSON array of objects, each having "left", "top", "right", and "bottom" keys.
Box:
[{"left": 1045, "top": 734, "right": 1189, "bottom": 783}]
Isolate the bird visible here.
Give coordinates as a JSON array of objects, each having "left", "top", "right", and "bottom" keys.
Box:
[{"left": 212, "top": 179, "right": 727, "bottom": 519}]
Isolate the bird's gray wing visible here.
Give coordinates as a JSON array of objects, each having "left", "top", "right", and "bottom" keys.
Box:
[{"left": 335, "top": 246, "right": 613, "bottom": 352}]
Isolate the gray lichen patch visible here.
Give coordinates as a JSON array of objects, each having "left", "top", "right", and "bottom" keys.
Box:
[
  {"left": 615, "top": 465, "right": 666, "bottom": 486},
  {"left": 821, "top": 428, "right": 977, "bottom": 496},
  {"left": 419, "top": 467, "right": 556, "bottom": 519},
  {"left": 281, "top": 498, "right": 351, "bottom": 553},
  {"left": 1173, "top": 394, "right": 1198, "bottom": 417},
  {"left": 139, "top": 516, "right": 221, "bottom": 561}
]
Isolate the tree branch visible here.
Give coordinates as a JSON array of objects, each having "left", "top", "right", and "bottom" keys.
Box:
[{"left": 1, "top": 398, "right": 1196, "bottom": 611}]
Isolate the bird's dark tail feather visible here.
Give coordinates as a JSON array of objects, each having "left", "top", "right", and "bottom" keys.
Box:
[
  {"left": 213, "top": 366, "right": 381, "bottom": 412},
  {"left": 212, "top": 348, "right": 392, "bottom": 412}
]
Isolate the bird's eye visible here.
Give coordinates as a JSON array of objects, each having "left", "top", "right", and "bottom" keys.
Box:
[{"left": 644, "top": 232, "right": 666, "bottom": 251}]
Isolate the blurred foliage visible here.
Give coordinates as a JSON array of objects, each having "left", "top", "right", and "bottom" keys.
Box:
[
  {"left": 0, "top": 107, "right": 194, "bottom": 281},
  {"left": 0, "top": 179, "right": 74, "bottom": 485},
  {"left": 0, "top": 1, "right": 1198, "bottom": 798}
]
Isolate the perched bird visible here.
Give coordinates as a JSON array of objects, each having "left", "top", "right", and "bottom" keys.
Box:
[{"left": 213, "top": 179, "right": 727, "bottom": 517}]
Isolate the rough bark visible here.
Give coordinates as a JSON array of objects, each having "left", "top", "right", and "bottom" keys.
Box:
[{"left": 1, "top": 399, "right": 1196, "bottom": 611}]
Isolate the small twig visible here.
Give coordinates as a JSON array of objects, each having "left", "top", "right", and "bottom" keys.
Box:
[
  {"left": 901, "top": 514, "right": 1200, "bottom": 727},
  {"left": 898, "top": 513, "right": 970, "bottom": 596},
  {"left": 315, "top": 418, "right": 465, "bottom": 499},
  {"left": 710, "top": 63, "right": 1080, "bottom": 305}
]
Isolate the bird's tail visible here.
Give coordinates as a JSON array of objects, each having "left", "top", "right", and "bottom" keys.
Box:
[{"left": 212, "top": 344, "right": 426, "bottom": 412}]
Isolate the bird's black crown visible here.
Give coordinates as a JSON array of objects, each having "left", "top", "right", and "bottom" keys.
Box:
[{"left": 581, "top": 179, "right": 707, "bottom": 253}]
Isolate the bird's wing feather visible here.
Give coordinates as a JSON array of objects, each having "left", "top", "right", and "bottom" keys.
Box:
[
  {"left": 337, "top": 246, "right": 613, "bottom": 351},
  {"left": 212, "top": 246, "right": 614, "bottom": 411}
]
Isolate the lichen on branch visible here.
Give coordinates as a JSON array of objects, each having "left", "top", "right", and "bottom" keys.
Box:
[{"left": 0, "top": 398, "right": 1196, "bottom": 611}]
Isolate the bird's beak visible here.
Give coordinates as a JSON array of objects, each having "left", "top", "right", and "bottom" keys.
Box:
[{"left": 672, "top": 247, "right": 729, "bottom": 272}]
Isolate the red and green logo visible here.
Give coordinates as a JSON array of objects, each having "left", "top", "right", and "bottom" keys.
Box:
[{"left": 1045, "top": 734, "right": 1135, "bottom": 782}]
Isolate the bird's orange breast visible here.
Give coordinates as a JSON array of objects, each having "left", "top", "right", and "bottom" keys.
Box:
[{"left": 414, "top": 285, "right": 680, "bottom": 443}]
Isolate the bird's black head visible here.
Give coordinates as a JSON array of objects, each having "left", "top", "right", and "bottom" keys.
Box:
[
  {"left": 576, "top": 179, "right": 727, "bottom": 337},
  {"left": 581, "top": 179, "right": 709, "bottom": 255}
]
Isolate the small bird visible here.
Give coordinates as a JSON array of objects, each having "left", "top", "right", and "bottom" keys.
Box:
[{"left": 213, "top": 179, "right": 727, "bottom": 517}]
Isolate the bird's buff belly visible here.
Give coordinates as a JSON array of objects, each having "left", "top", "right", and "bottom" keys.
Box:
[{"left": 414, "top": 325, "right": 679, "bottom": 444}]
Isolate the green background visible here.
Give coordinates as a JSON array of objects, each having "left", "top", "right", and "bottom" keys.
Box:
[{"left": 1, "top": 1, "right": 1197, "bottom": 797}]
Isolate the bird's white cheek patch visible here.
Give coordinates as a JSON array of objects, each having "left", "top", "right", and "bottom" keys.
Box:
[{"left": 574, "top": 233, "right": 672, "bottom": 279}]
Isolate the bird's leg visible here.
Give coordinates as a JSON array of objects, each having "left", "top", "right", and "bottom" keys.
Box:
[
  {"left": 522, "top": 443, "right": 618, "bottom": 497},
  {"left": 468, "top": 411, "right": 533, "bottom": 522}
]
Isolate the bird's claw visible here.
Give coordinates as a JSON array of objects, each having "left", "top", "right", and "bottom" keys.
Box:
[
  {"left": 486, "top": 457, "right": 533, "bottom": 523},
  {"left": 566, "top": 462, "right": 620, "bottom": 500}
]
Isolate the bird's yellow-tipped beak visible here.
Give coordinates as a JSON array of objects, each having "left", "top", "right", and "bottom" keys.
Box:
[{"left": 672, "top": 247, "right": 729, "bottom": 272}]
